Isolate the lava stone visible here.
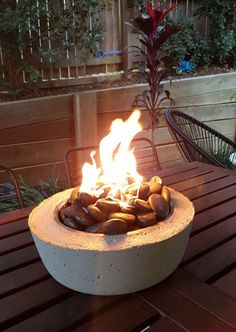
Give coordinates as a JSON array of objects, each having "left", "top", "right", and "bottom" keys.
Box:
[
  {"left": 121, "top": 205, "right": 136, "bottom": 214},
  {"left": 148, "top": 194, "right": 169, "bottom": 218},
  {"left": 137, "top": 212, "right": 157, "bottom": 227},
  {"left": 77, "top": 192, "right": 97, "bottom": 206},
  {"left": 134, "top": 199, "right": 152, "bottom": 212},
  {"left": 69, "top": 187, "right": 80, "bottom": 203},
  {"left": 96, "top": 199, "right": 121, "bottom": 214},
  {"left": 127, "top": 225, "right": 140, "bottom": 232},
  {"left": 138, "top": 184, "right": 150, "bottom": 200},
  {"left": 149, "top": 181, "right": 162, "bottom": 195},
  {"left": 60, "top": 204, "right": 96, "bottom": 227},
  {"left": 103, "top": 219, "right": 128, "bottom": 235},
  {"left": 87, "top": 205, "right": 106, "bottom": 222},
  {"left": 62, "top": 217, "right": 81, "bottom": 230},
  {"left": 161, "top": 186, "right": 171, "bottom": 205},
  {"left": 109, "top": 212, "right": 136, "bottom": 225},
  {"left": 86, "top": 223, "right": 103, "bottom": 233},
  {"left": 150, "top": 176, "right": 163, "bottom": 185}
]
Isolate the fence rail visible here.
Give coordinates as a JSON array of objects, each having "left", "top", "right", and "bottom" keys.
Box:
[{"left": 0, "top": 0, "right": 207, "bottom": 88}]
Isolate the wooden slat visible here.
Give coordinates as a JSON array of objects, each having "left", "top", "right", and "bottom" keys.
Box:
[
  {"left": 164, "top": 269, "right": 236, "bottom": 327},
  {"left": 213, "top": 269, "right": 236, "bottom": 300},
  {"left": 0, "top": 245, "right": 39, "bottom": 274},
  {"left": 0, "top": 219, "right": 28, "bottom": 239},
  {"left": 0, "top": 207, "right": 34, "bottom": 225},
  {"left": 192, "top": 184, "right": 236, "bottom": 213},
  {"left": 183, "top": 215, "right": 236, "bottom": 262},
  {"left": 97, "top": 102, "right": 236, "bottom": 135},
  {"left": 0, "top": 138, "right": 74, "bottom": 168},
  {"left": 54, "top": 55, "right": 122, "bottom": 69},
  {"left": 74, "top": 93, "right": 98, "bottom": 147},
  {"left": 0, "top": 231, "right": 33, "bottom": 255},
  {"left": 159, "top": 161, "right": 200, "bottom": 178},
  {"left": 184, "top": 237, "right": 236, "bottom": 281},
  {"left": 135, "top": 127, "right": 174, "bottom": 146},
  {"left": 182, "top": 176, "right": 236, "bottom": 201},
  {"left": 191, "top": 199, "right": 236, "bottom": 233},
  {"left": 73, "top": 295, "right": 158, "bottom": 332},
  {"left": 174, "top": 88, "right": 236, "bottom": 108},
  {"left": 3, "top": 294, "right": 123, "bottom": 332},
  {"left": 164, "top": 72, "right": 236, "bottom": 99},
  {"left": 0, "top": 118, "right": 74, "bottom": 145},
  {"left": 0, "top": 278, "right": 69, "bottom": 329},
  {"left": 97, "top": 84, "right": 146, "bottom": 113},
  {"left": 97, "top": 110, "right": 165, "bottom": 134},
  {"left": 140, "top": 282, "right": 236, "bottom": 332},
  {"left": 164, "top": 167, "right": 212, "bottom": 187},
  {"left": 205, "top": 119, "right": 236, "bottom": 136},
  {"left": 170, "top": 171, "right": 228, "bottom": 193},
  {"left": 148, "top": 317, "right": 187, "bottom": 332},
  {"left": 180, "top": 103, "right": 236, "bottom": 122},
  {"left": 157, "top": 144, "right": 184, "bottom": 164},
  {"left": 0, "top": 261, "right": 49, "bottom": 297},
  {"left": 0, "top": 95, "right": 73, "bottom": 130},
  {"left": 96, "top": 73, "right": 236, "bottom": 113},
  {"left": 160, "top": 158, "right": 186, "bottom": 170}
]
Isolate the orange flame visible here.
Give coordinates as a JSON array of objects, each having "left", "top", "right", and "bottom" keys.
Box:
[{"left": 80, "top": 110, "right": 143, "bottom": 202}]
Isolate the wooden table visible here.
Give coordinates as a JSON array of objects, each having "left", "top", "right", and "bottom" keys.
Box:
[{"left": 1, "top": 161, "right": 236, "bottom": 332}]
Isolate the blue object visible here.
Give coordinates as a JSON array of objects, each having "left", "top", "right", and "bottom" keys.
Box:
[
  {"left": 97, "top": 50, "right": 122, "bottom": 58},
  {"left": 178, "top": 60, "right": 196, "bottom": 74}
]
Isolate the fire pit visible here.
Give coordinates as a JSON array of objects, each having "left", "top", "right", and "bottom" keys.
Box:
[{"left": 28, "top": 110, "right": 194, "bottom": 295}]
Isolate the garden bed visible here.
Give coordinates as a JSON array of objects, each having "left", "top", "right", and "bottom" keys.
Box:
[{"left": 0, "top": 66, "right": 235, "bottom": 103}]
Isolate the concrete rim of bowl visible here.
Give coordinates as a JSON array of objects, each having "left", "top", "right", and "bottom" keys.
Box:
[{"left": 28, "top": 188, "right": 195, "bottom": 252}]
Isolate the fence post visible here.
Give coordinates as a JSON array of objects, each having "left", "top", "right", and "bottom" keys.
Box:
[
  {"left": 121, "top": 1, "right": 133, "bottom": 73},
  {"left": 74, "top": 92, "right": 98, "bottom": 148}
]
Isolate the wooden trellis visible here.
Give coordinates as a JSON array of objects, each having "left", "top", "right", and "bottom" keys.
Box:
[{"left": 0, "top": 0, "right": 208, "bottom": 88}]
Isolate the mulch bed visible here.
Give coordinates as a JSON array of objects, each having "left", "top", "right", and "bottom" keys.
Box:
[{"left": 0, "top": 66, "right": 235, "bottom": 103}]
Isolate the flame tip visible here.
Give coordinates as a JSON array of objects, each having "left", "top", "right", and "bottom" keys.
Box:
[{"left": 81, "top": 110, "right": 143, "bottom": 202}]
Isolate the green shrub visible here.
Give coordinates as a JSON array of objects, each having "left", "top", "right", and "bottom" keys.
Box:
[
  {"left": 0, "top": 0, "right": 113, "bottom": 94},
  {"left": 0, "top": 176, "right": 64, "bottom": 214},
  {"left": 162, "top": 18, "right": 200, "bottom": 64},
  {"left": 195, "top": 0, "right": 236, "bottom": 66},
  {"left": 209, "top": 146, "right": 236, "bottom": 170}
]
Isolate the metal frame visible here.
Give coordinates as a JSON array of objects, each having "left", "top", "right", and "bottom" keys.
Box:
[
  {"left": 64, "top": 137, "right": 161, "bottom": 187},
  {"left": 165, "top": 109, "right": 236, "bottom": 169},
  {"left": 0, "top": 164, "right": 24, "bottom": 209}
]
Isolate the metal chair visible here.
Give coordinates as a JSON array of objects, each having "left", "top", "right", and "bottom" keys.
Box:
[
  {"left": 0, "top": 164, "right": 24, "bottom": 209},
  {"left": 165, "top": 109, "right": 236, "bottom": 169},
  {"left": 64, "top": 137, "right": 161, "bottom": 187}
]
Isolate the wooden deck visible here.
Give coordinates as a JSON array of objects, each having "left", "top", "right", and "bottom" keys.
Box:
[{"left": 1, "top": 161, "right": 236, "bottom": 331}]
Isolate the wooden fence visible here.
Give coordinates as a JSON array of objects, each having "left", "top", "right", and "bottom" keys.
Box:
[
  {"left": 0, "top": 72, "right": 235, "bottom": 186},
  {"left": 0, "top": 0, "right": 207, "bottom": 88}
]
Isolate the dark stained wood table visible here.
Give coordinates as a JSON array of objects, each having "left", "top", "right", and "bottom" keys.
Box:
[{"left": 1, "top": 161, "right": 236, "bottom": 332}]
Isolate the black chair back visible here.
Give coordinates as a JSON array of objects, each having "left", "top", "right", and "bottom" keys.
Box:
[
  {"left": 165, "top": 109, "right": 236, "bottom": 169},
  {"left": 64, "top": 137, "right": 161, "bottom": 187}
]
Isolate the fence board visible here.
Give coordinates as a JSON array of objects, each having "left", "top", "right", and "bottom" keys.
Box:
[
  {"left": 0, "top": 0, "right": 222, "bottom": 87},
  {"left": 0, "top": 95, "right": 73, "bottom": 130},
  {"left": 179, "top": 103, "right": 236, "bottom": 122},
  {"left": 0, "top": 138, "right": 74, "bottom": 169},
  {"left": 0, "top": 118, "right": 74, "bottom": 145}
]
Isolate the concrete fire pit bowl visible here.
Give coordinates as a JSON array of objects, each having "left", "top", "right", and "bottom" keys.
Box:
[{"left": 28, "top": 188, "right": 194, "bottom": 295}]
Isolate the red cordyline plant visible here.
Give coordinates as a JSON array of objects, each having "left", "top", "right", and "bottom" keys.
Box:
[{"left": 128, "top": 1, "right": 180, "bottom": 139}]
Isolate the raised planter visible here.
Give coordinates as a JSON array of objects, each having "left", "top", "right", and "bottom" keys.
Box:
[{"left": 0, "top": 72, "right": 236, "bottom": 186}]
